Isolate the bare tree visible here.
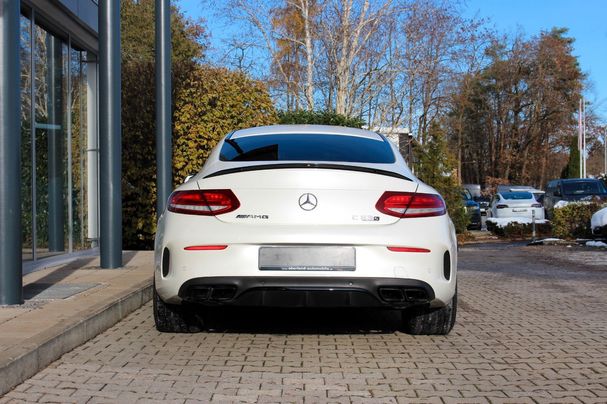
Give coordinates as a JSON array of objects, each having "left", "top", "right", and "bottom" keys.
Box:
[
  {"left": 317, "top": 0, "right": 393, "bottom": 115},
  {"left": 289, "top": 0, "right": 317, "bottom": 109},
  {"left": 222, "top": 0, "right": 294, "bottom": 108},
  {"left": 218, "top": 0, "right": 495, "bottom": 143},
  {"left": 392, "top": 0, "right": 485, "bottom": 143},
  {"left": 221, "top": 0, "right": 320, "bottom": 111},
  {"left": 221, "top": 39, "right": 256, "bottom": 73}
]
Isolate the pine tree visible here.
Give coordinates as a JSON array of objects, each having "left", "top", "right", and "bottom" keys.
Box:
[
  {"left": 561, "top": 136, "right": 580, "bottom": 179},
  {"left": 416, "top": 122, "right": 469, "bottom": 233}
]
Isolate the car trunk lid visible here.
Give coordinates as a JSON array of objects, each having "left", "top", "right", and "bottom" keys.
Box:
[{"left": 196, "top": 168, "right": 418, "bottom": 226}]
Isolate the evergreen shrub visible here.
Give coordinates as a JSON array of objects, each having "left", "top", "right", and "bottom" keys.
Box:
[{"left": 552, "top": 202, "right": 606, "bottom": 239}]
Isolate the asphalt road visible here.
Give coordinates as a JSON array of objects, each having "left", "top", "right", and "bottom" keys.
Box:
[{"left": 2, "top": 243, "right": 607, "bottom": 403}]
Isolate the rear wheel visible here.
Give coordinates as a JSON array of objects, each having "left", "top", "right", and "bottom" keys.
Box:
[
  {"left": 402, "top": 289, "right": 457, "bottom": 335},
  {"left": 153, "top": 286, "right": 204, "bottom": 333}
]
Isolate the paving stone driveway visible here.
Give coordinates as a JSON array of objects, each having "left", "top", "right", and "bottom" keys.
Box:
[{"left": 3, "top": 243, "right": 607, "bottom": 403}]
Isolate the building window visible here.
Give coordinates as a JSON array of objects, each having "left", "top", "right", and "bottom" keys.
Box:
[
  {"left": 20, "top": 10, "right": 98, "bottom": 263},
  {"left": 20, "top": 13, "right": 33, "bottom": 260}
]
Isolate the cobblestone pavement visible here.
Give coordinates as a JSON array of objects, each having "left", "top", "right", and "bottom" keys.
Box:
[{"left": 2, "top": 243, "right": 607, "bottom": 403}]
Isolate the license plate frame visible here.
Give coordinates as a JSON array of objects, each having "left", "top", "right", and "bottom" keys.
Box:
[{"left": 259, "top": 246, "right": 356, "bottom": 271}]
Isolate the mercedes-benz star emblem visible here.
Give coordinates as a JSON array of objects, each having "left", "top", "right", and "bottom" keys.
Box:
[{"left": 298, "top": 193, "right": 318, "bottom": 211}]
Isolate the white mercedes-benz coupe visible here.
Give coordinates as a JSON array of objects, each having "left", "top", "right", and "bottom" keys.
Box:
[{"left": 154, "top": 125, "right": 458, "bottom": 335}]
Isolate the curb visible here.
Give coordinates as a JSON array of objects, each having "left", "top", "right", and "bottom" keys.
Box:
[{"left": 0, "top": 281, "right": 153, "bottom": 396}]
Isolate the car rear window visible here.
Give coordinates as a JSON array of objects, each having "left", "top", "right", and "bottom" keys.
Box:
[
  {"left": 462, "top": 189, "right": 473, "bottom": 200},
  {"left": 562, "top": 181, "right": 607, "bottom": 195},
  {"left": 501, "top": 192, "right": 533, "bottom": 200},
  {"left": 219, "top": 134, "right": 396, "bottom": 163}
]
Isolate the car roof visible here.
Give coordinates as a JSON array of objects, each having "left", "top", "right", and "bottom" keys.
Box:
[
  {"left": 497, "top": 184, "right": 536, "bottom": 190},
  {"left": 195, "top": 124, "right": 417, "bottom": 182},
  {"left": 560, "top": 178, "right": 601, "bottom": 183},
  {"left": 498, "top": 191, "right": 534, "bottom": 198},
  {"left": 506, "top": 187, "right": 543, "bottom": 193},
  {"left": 229, "top": 124, "right": 385, "bottom": 141}
]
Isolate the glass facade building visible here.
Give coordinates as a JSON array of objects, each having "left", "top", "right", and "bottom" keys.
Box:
[
  {"left": 19, "top": 1, "right": 99, "bottom": 265},
  {"left": 3, "top": 0, "right": 128, "bottom": 303}
]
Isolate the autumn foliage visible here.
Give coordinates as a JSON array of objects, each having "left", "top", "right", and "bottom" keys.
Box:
[{"left": 173, "top": 67, "right": 277, "bottom": 183}]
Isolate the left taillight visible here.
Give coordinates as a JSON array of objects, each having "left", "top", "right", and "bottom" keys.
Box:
[
  {"left": 375, "top": 191, "right": 446, "bottom": 218},
  {"left": 167, "top": 189, "right": 240, "bottom": 215}
]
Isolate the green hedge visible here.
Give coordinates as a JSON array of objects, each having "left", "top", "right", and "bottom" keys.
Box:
[
  {"left": 553, "top": 202, "right": 606, "bottom": 239},
  {"left": 277, "top": 110, "right": 364, "bottom": 128},
  {"left": 486, "top": 220, "right": 552, "bottom": 239}
]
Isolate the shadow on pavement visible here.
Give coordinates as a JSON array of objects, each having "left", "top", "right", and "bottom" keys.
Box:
[
  {"left": 202, "top": 306, "right": 404, "bottom": 334},
  {"left": 22, "top": 257, "right": 98, "bottom": 301},
  {"left": 122, "top": 250, "right": 140, "bottom": 266}
]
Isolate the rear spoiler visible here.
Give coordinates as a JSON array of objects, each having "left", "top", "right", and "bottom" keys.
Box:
[{"left": 204, "top": 163, "right": 412, "bottom": 181}]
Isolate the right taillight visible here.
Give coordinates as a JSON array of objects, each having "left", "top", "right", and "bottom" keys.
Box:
[
  {"left": 375, "top": 191, "right": 446, "bottom": 218},
  {"left": 168, "top": 189, "right": 240, "bottom": 215}
]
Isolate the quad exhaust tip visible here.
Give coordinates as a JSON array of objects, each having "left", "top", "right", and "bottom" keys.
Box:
[
  {"left": 378, "top": 287, "right": 429, "bottom": 303},
  {"left": 186, "top": 286, "right": 237, "bottom": 302}
]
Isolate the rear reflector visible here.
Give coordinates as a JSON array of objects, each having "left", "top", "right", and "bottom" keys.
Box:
[
  {"left": 376, "top": 191, "right": 446, "bottom": 218},
  {"left": 184, "top": 245, "right": 228, "bottom": 251},
  {"left": 168, "top": 189, "right": 240, "bottom": 215},
  {"left": 387, "top": 246, "right": 431, "bottom": 253}
]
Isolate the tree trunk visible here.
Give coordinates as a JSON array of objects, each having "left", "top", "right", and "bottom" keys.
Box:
[{"left": 300, "top": 0, "right": 315, "bottom": 110}]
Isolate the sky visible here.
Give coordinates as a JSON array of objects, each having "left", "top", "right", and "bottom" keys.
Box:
[{"left": 177, "top": 0, "right": 607, "bottom": 119}]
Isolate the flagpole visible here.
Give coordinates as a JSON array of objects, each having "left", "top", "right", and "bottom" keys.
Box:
[
  {"left": 578, "top": 98, "right": 583, "bottom": 178},
  {"left": 582, "top": 98, "right": 586, "bottom": 178}
]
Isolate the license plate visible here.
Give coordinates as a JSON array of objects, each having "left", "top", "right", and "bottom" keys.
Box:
[
  {"left": 512, "top": 208, "right": 528, "bottom": 212},
  {"left": 259, "top": 246, "right": 355, "bottom": 271}
]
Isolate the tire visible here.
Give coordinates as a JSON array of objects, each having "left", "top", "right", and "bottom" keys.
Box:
[
  {"left": 153, "top": 286, "right": 204, "bottom": 333},
  {"left": 402, "top": 289, "right": 457, "bottom": 335}
]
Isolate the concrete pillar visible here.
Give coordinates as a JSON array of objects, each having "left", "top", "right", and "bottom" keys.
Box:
[
  {"left": 155, "top": 0, "right": 172, "bottom": 215},
  {"left": 99, "top": 0, "right": 122, "bottom": 268},
  {"left": 0, "top": 0, "right": 22, "bottom": 304}
]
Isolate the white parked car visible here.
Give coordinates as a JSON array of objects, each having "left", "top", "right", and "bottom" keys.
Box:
[
  {"left": 496, "top": 185, "right": 545, "bottom": 206},
  {"left": 154, "top": 125, "right": 458, "bottom": 335},
  {"left": 488, "top": 191, "right": 545, "bottom": 220}
]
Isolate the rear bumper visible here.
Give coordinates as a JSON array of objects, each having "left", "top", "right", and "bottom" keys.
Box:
[
  {"left": 154, "top": 213, "right": 458, "bottom": 307},
  {"left": 467, "top": 211, "right": 482, "bottom": 228},
  {"left": 177, "top": 276, "right": 435, "bottom": 309},
  {"left": 495, "top": 207, "right": 545, "bottom": 220}
]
